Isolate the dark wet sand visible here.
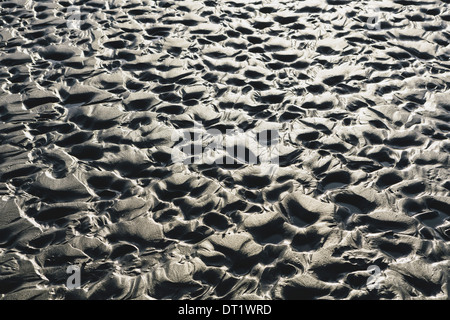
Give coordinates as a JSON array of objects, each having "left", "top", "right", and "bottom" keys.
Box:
[{"left": 0, "top": 0, "right": 449, "bottom": 300}]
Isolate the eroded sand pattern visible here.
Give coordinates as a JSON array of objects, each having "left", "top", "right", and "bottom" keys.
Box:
[{"left": 0, "top": 0, "right": 449, "bottom": 300}]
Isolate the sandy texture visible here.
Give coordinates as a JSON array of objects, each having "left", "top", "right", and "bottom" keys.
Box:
[{"left": 0, "top": 0, "right": 449, "bottom": 300}]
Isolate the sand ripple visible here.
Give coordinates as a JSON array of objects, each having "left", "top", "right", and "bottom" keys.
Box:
[{"left": 0, "top": 0, "right": 449, "bottom": 299}]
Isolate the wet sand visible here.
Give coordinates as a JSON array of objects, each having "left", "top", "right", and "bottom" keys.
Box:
[{"left": 0, "top": 0, "right": 449, "bottom": 300}]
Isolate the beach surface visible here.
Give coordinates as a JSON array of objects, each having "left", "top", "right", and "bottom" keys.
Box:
[{"left": 0, "top": 0, "right": 449, "bottom": 299}]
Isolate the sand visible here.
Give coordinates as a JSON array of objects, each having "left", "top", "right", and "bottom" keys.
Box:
[{"left": 0, "top": 0, "right": 449, "bottom": 300}]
